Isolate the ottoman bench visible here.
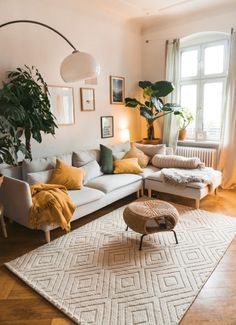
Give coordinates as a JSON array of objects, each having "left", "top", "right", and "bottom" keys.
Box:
[
  {"left": 123, "top": 199, "right": 179, "bottom": 250},
  {"left": 145, "top": 169, "right": 222, "bottom": 209}
]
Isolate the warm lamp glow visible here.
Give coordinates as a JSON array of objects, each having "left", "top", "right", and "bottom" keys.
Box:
[
  {"left": 120, "top": 128, "right": 130, "bottom": 143},
  {"left": 60, "top": 51, "right": 100, "bottom": 82}
]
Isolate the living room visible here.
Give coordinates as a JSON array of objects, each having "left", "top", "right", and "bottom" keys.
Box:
[{"left": 0, "top": 0, "right": 236, "bottom": 324}]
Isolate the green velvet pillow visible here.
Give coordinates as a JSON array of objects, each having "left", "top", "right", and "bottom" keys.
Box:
[{"left": 100, "top": 144, "right": 113, "bottom": 174}]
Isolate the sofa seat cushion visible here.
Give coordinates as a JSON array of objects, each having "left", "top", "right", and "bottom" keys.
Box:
[
  {"left": 68, "top": 187, "right": 105, "bottom": 207},
  {"left": 140, "top": 165, "right": 160, "bottom": 179},
  {"left": 146, "top": 169, "right": 222, "bottom": 189},
  {"left": 86, "top": 174, "right": 142, "bottom": 193}
]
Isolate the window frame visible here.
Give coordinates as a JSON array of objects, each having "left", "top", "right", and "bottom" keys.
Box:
[{"left": 179, "top": 38, "right": 228, "bottom": 142}]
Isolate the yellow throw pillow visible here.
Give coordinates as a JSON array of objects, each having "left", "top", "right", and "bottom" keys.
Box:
[
  {"left": 124, "top": 144, "right": 150, "bottom": 168},
  {"left": 48, "top": 159, "right": 85, "bottom": 190},
  {"left": 113, "top": 158, "right": 143, "bottom": 174}
]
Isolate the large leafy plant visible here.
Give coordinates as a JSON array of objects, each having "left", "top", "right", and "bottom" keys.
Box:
[
  {"left": 0, "top": 66, "right": 57, "bottom": 164},
  {"left": 125, "top": 80, "right": 180, "bottom": 140}
]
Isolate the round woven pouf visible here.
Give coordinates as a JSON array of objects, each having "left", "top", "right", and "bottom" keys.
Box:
[{"left": 123, "top": 199, "right": 179, "bottom": 250}]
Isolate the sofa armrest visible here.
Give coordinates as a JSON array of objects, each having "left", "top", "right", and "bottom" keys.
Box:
[{"left": 0, "top": 176, "right": 32, "bottom": 228}]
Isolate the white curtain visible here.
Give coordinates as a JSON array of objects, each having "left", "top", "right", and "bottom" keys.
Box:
[
  {"left": 218, "top": 30, "right": 236, "bottom": 189},
  {"left": 163, "top": 39, "right": 180, "bottom": 150}
]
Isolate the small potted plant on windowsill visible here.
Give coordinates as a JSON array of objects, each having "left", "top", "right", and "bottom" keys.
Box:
[{"left": 178, "top": 108, "right": 194, "bottom": 140}]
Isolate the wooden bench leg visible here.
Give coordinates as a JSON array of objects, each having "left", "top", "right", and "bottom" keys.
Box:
[
  {"left": 148, "top": 189, "right": 152, "bottom": 198},
  {"left": 136, "top": 190, "right": 140, "bottom": 199},
  {"left": 45, "top": 230, "right": 51, "bottom": 243},
  {"left": 195, "top": 199, "right": 200, "bottom": 209},
  {"left": 140, "top": 188, "right": 144, "bottom": 197}
]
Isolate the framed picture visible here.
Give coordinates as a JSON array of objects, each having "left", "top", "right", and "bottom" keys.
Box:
[
  {"left": 80, "top": 88, "right": 95, "bottom": 111},
  {"left": 48, "top": 86, "right": 74, "bottom": 125},
  {"left": 110, "top": 76, "right": 125, "bottom": 104},
  {"left": 101, "top": 116, "right": 114, "bottom": 138}
]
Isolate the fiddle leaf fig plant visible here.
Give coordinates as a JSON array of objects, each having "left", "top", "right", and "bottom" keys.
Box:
[
  {"left": 125, "top": 80, "right": 181, "bottom": 140},
  {"left": 0, "top": 65, "right": 58, "bottom": 164}
]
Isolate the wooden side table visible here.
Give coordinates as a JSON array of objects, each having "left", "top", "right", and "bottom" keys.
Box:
[{"left": 0, "top": 204, "right": 7, "bottom": 238}]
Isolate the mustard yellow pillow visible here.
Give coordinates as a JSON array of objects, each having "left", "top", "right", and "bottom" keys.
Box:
[
  {"left": 113, "top": 158, "right": 143, "bottom": 174},
  {"left": 48, "top": 159, "right": 85, "bottom": 190},
  {"left": 124, "top": 144, "right": 150, "bottom": 168}
]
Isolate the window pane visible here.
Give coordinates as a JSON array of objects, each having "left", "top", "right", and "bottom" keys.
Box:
[
  {"left": 181, "top": 50, "right": 198, "bottom": 78},
  {"left": 204, "top": 45, "right": 224, "bottom": 75},
  {"left": 180, "top": 84, "right": 197, "bottom": 139},
  {"left": 203, "top": 82, "right": 223, "bottom": 140}
]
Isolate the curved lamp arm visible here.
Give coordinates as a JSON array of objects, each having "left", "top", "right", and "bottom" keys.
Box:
[
  {"left": 0, "top": 20, "right": 77, "bottom": 51},
  {"left": 0, "top": 19, "right": 99, "bottom": 82}
]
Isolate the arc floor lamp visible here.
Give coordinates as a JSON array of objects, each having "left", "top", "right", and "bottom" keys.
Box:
[{"left": 0, "top": 20, "right": 100, "bottom": 82}]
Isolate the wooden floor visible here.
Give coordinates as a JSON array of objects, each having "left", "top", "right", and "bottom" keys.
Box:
[{"left": 0, "top": 190, "right": 236, "bottom": 325}]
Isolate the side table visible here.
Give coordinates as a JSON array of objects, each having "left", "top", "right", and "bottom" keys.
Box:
[{"left": 0, "top": 204, "right": 7, "bottom": 238}]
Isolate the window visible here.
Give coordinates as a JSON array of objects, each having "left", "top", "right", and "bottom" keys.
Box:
[{"left": 180, "top": 39, "right": 228, "bottom": 141}]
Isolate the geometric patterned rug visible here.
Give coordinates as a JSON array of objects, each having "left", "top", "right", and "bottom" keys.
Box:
[{"left": 5, "top": 203, "right": 236, "bottom": 325}]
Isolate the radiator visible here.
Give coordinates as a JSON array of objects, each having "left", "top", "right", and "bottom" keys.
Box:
[{"left": 176, "top": 146, "right": 217, "bottom": 168}]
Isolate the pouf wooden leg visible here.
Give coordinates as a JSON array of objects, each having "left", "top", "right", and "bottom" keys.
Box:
[
  {"left": 171, "top": 230, "right": 178, "bottom": 244},
  {"left": 139, "top": 234, "right": 146, "bottom": 250}
]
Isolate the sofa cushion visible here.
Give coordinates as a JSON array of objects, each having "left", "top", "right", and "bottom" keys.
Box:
[
  {"left": 140, "top": 165, "right": 160, "bottom": 179},
  {"left": 27, "top": 169, "right": 54, "bottom": 185},
  {"left": 48, "top": 159, "right": 85, "bottom": 190},
  {"left": 100, "top": 144, "right": 113, "bottom": 174},
  {"left": 86, "top": 174, "right": 142, "bottom": 193},
  {"left": 72, "top": 149, "right": 100, "bottom": 167},
  {"left": 22, "top": 153, "right": 72, "bottom": 182},
  {"left": 82, "top": 160, "right": 103, "bottom": 184},
  {"left": 135, "top": 143, "right": 166, "bottom": 157},
  {"left": 111, "top": 142, "right": 131, "bottom": 153},
  {"left": 68, "top": 186, "right": 105, "bottom": 207}
]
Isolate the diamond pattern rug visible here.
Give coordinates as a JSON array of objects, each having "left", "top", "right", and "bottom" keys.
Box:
[{"left": 5, "top": 203, "right": 236, "bottom": 325}]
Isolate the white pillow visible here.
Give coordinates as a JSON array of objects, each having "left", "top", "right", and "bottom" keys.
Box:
[
  {"left": 27, "top": 169, "right": 54, "bottom": 185},
  {"left": 82, "top": 160, "right": 103, "bottom": 184},
  {"left": 112, "top": 152, "right": 126, "bottom": 161},
  {"left": 111, "top": 142, "right": 131, "bottom": 153}
]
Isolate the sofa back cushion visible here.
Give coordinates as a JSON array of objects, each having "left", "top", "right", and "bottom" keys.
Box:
[
  {"left": 0, "top": 165, "right": 22, "bottom": 180},
  {"left": 72, "top": 149, "right": 100, "bottom": 167},
  {"left": 27, "top": 169, "right": 54, "bottom": 185},
  {"left": 135, "top": 143, "right": 166, "bottom": 157},
  {"left": 22, "top": 153, "right": 72, "bottom": 182}
]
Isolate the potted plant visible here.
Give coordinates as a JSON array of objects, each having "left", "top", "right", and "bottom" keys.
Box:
[
  {"left": 0, "top": 66, "right": 57, "bottom": 164},
  {"left": 125, "top": 80, "right": 180, "bottom": 143},
  {"left": 178, "top": 108, "right": 194, "bottom": 140}
]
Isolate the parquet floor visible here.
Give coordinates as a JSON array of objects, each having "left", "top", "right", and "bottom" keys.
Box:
[{"left": 0, "top": 190, "right": 236, "bottom": 325}]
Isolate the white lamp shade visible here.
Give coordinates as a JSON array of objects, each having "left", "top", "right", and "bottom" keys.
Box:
[{"left": 60, "top": 51, "right": 100, "bottom": 82}]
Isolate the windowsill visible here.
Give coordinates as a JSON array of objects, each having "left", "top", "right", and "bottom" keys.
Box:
[{"left": 177, "top": 140, "right": 219, "bottom": 149}]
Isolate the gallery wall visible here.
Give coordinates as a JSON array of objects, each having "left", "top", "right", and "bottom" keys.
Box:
[{"left": 0, "top": 0, "right": 142, "bottom": 158}]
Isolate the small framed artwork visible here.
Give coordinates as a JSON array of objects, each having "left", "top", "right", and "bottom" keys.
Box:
[
  {"left": 80, "top": 88, "right": 95, "bottom": 111},
  {"left": 48, "top": 86, "right": 74, "bottom": 125},
  {"left": 110, "top": 76, "right": 125, "bottom": 104},
  {"left": 101, "top": 116, "right": 114, "bottom": 138}
]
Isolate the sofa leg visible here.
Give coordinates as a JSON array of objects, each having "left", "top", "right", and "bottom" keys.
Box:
[
  {"left": 214, "top": 187, "right": 218, "bottom": 195},
  {"left": 136, "top": 190, "right": 140, "bottom": 199},
  {"left": 0, "top": 207, "right": 7, "bottom": 238},
  {"left": 45, "top": 230, "right": 50, "bottom": 243},
  {"left": 195, "top": 199, "right": 200, "bottom": 209},
  {"left": 140, "top": 188, "right": 144, "bottom": 197},
  {"left": 148, "top": 189, "right": 152, "bottom": 198}
]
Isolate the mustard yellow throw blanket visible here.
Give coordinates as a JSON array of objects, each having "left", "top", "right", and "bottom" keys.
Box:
[{"left": 29, "top": 184, "right": 76, "bottom": 231}]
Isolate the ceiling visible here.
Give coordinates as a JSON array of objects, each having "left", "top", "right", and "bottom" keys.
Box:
[{"left": 96, "top": 0, "right": 236, "bottom": 27}]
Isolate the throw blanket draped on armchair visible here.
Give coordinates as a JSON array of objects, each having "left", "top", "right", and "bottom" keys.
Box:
[{"left": 29, "top": 184, "right": 76, "bottom": 231}]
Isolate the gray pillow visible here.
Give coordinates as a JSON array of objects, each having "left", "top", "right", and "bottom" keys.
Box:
[
  {"left": 27, "top": 169, "right": 54, "bottom": 185},
  {"left": 82, "top": 160, "right": 103, "bottom": 184},
  {"left": 135, "top": 143, "right": 166, "bottom": 157},
  {"left": 73, "top": 150, "right": 100, "bottom": 167}
]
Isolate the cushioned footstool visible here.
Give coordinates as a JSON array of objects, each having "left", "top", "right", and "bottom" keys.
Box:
[{"left": 123, "top": 199, "right": 179, "bottom": 250}]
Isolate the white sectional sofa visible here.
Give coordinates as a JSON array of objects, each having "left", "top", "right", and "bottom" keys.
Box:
[{"left": 0, "top": 143, "right": 221, "bottom": 242}]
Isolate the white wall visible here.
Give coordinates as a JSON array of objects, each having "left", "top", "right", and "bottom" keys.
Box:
[{"left": 0, "top": 0, "right": 142, "bottom": 158}]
